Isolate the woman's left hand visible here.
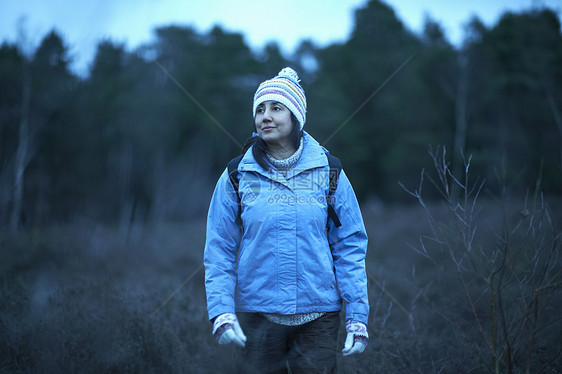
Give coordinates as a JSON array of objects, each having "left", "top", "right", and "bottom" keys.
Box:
[
  {"left": 342, "top": 320, "right": 368, "bottom": 356},
  {"left": 212, "top": 313, "right": 247, "bottom": 347}
]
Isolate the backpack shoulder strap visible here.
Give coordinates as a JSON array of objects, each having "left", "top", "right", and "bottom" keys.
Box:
[
  {"left": 326, "top": 154, "right": 342, "bottom": 228},
  {"left": 227, "top": 154, "right": 244, "bottom": 223},
  {"left": 227, "top": 154, "right": 243, "bottom": 196}
]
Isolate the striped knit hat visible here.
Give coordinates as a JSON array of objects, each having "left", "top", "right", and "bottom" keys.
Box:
[{"left": 253, "top": 67, "right": 307, "bottom": 130}]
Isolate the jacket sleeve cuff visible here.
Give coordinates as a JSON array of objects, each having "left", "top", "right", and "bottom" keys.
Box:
[
  {"left": 345, "top": 303, "right": 369, "bottom": 325},
  {"left": 207, "top": 296, "right": 236, "bottom": 321}
]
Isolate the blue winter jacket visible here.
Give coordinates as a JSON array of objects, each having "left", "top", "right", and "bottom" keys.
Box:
[{"left": 204, "top": 132, "right": 369, "bottom": 324}]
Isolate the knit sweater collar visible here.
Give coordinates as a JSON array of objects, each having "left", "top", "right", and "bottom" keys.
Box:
[{"left": 266, "top": 137, "right": 304, "bottom": 173}]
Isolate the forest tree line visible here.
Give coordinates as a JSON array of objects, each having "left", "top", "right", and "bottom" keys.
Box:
[{"left": 1, "top": 0, "right": 561, "bottom": 229}]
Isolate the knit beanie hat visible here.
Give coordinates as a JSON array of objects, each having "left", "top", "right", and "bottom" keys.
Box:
[{"left": 252, "top": 67, "right": 307, "bottom": 130}]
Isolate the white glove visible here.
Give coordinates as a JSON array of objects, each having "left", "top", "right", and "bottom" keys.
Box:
[
  {"left": 342, "top": 320, "right": 368, "bottom": 356},
  {"left": 212, "top": 313, "right": 247, "bottom": 347}
]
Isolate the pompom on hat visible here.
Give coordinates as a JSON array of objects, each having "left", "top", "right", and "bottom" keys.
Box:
[{"left": 252, "top": 67, "right": 307, "bottom": 130}]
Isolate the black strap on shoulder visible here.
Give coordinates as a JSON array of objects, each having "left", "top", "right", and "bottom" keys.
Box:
[
  {"left": 227, "top": 154, "right": 244, "bottom": 223},
  {"left": 227, "top": 155, "right": 243, "bottom": 196},
  {"left": 326, "top": 154, "right": 342, "bottom": 228}
]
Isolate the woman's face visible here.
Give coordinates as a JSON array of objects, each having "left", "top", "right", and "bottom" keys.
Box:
[{"left": 255, "top": 101, "right": 293, "bottom": 147}]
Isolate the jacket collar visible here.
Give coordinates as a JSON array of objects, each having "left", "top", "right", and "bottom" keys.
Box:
[{"left": 238, "top": 131, "right": 329, "bottom": 182}]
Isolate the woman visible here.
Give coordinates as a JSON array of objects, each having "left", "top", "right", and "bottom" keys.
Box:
[{"left": 204, "top": 67, "right": 369, "bottom": 373}]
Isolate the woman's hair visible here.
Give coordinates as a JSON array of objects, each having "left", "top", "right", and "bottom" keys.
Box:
[{"left": 242, "top": 112, "right": 303, "bottom": 171}]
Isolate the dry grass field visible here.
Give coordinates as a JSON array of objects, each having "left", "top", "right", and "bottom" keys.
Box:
[{"left": 1, "top": 194, "right": 561, "bottom": 373}]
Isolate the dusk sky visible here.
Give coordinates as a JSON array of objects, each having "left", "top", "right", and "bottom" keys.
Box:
[{"left": 1, "top": 0, "right": 560, "bottom": 75}]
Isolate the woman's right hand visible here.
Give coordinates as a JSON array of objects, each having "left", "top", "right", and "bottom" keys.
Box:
[{"left": 212, "top": 313, "right": 247, "bottom": 347}]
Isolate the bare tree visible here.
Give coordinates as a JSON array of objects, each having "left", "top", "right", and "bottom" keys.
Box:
[
  {"left": 545, "top": 88, "right": 562, "bottom": 173},
  {"left": 10, "top": 20, "right": 33, "bottom": 231},
  {"left": 452, "top": 53, "right": 469, "bottom": 178},
  {"left": 401, "top": 146, "right": 562, "bottom": 374}
]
